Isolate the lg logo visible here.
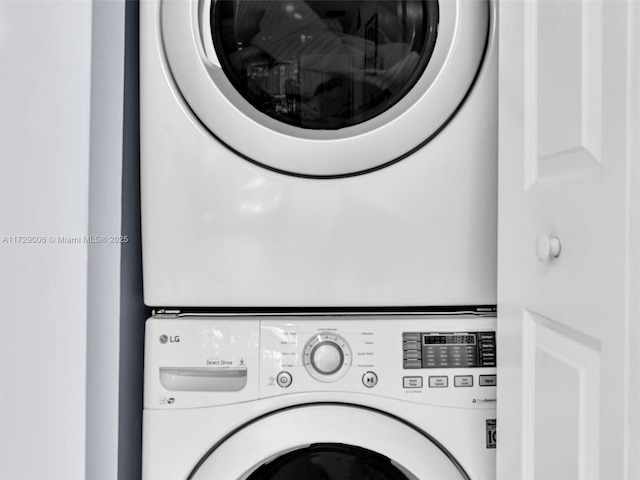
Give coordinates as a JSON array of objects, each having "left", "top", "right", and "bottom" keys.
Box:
[{"left": 159, "top": 334, "right": 180, "bottom": 344}]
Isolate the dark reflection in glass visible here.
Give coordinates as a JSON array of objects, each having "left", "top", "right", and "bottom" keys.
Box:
[
  {"left": 245, "top": 443, "right": 413, "bottom": 479},
  {"left": 212, "top": 0, "right": 438, "bottom": 129}
]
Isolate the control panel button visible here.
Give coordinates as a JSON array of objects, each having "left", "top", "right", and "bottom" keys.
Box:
[
  {"left": 311, "top": 342, "right": 343, "bottom": 374},
  {"left": 428, "top": 376, "right": 448, "bottom": 388},
  {"left": 276, "top": 371, "right": 292, "bottom": 388},
  {"left": 303, "top": 332, "right": 352, "bottom": 383},
  {"left": 403, "top": 333, "right": 421, "bottom": 342},
  {"left": 454, "top": 375, "right": 474, "bottom": 387},
  {"left": 404, "top": 350, "right": 421, "bottom": 360},
  {"left": 479, "top": 332, "right": 497, "bottom": 367},
  {"left": 479, "top": 375, "right": 497, "bottom": 387},
  {"left": 362, "top": 372, "right": 378, "bottom": 388},
  {"left": 403, "top": 360, "right": 422, "bottom": 369},
  {"left": 403, "top": 376, "right": 423, "bottom": 389},
  {"left": 403, "top": 340, "right": 420, "bottom": 350}
]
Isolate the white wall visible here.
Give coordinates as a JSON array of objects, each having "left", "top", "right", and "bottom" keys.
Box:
[
  {"left": 0, "top": 2, "right": 93, "bottom": 478},
  {"left": 0, "top": 1, "right": 134, "bottom": 478}
]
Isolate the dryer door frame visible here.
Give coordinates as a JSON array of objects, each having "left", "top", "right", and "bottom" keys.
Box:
[
  {"left": 160, "top": 0, "right": 490, "bottom": 177},
  {"left": 188, "top": 404, "right": 469, "bottom": 479}
]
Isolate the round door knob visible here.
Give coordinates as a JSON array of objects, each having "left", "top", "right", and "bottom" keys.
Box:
[
  {"left": 536, "top": 235, "right": 561, "bottom": 261},
  {"left": 311, "top": 342, "right": 343, "bottom": 375}
]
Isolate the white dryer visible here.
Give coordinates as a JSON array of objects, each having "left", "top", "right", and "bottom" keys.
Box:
[
  {"left": 142, "top": 315, "right": 497, "bottom": 479},
  {"left": 140, "top": 0, "right": 498, "bottom": 308}
]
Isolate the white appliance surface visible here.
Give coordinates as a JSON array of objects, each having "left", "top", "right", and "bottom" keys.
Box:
[
  {"left": 140, "top": 0, "right": 498, "bottom": 307},
  {"left": 142, "top": 315, "right": 497, "bottom": 479}
]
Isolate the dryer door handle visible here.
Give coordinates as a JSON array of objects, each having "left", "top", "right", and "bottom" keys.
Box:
[{"left": 159, "top": 367, "right": 247, "bottom": 392}]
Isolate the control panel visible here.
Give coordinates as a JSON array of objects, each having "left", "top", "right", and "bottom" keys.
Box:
[
  {"left": 403, "top": 331, "right": 496, "bottom": 369},
  {"left": 145, "top": 315, "right": 497, "bottom": 410},
  {"left": 258, "top": 316, "right": 497, "bottom": 409}
]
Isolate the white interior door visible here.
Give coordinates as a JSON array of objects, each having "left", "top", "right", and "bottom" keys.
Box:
[{"left": 497, "top": 0, "right": 640, "bottom": 479}]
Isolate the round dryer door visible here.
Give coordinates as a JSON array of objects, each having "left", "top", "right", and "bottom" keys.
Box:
[
  {"left": 161, "top": 0, "right": 489, "bottom": 177},
  {"left": 187, "top": 404, "right": 469, "bottom": 479}
]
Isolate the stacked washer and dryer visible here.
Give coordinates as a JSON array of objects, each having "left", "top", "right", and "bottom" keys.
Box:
[{"left": 141, "top": 0, "right": 498, "bottom": 478}]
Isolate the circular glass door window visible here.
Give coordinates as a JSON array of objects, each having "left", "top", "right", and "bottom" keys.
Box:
[
  {"left": 245, "top": 443, "right": 416, "bottom": 479},
  {"left": 212, "top": 0, "right": 439, "bottom": 130}
]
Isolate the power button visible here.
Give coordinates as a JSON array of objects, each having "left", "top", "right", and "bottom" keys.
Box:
[
  {"left": 362, "top": 372, "right": 378, "bottom": 388},
  {"left": 276, "top": 371, "right": 292, "bottom": 388}
]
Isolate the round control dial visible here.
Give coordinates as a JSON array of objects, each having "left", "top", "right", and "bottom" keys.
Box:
[{"left": 304, "top": 332, "right": 352, "bottom": 383}]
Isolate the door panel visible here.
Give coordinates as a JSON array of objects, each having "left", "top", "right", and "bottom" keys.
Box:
[
  {"left": 534, "top": 0, "right": 603, "bottom": 165},
  {"left": 523, "top": 311, "right": 600, "bottom": 480},
  {"left": 523, "top": 0, "right": 603, "bottom": 187},
  {"left": 497, "top": 0, "right": 639, "bottom": 478}
]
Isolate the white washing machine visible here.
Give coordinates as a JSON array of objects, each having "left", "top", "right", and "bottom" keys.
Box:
[
  {"left": 140, "top": 0, "right": 498, "bottom": 308},
  {"left": 142, "top": 315, "right": 497, "bottom": 479}
]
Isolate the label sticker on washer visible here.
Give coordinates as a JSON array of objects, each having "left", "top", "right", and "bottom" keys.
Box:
[
  {"left": 486, "top": 419, "right": 496, "bottom": 449},
  {"left": 206, "top": 357, "right": 234, "bottom": 366}
]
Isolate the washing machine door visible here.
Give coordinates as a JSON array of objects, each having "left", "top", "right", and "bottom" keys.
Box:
[
  {"left": 188, "top": 405, "right": 469, "bottom": 479},
  {"left": 161, "top": 0, "right": 489, "bottom": 177}
]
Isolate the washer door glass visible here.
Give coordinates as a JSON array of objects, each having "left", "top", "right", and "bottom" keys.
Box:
[
  {"left": 244, "top": 443, "right": 415, "bottom": 479},
  {"left": 188, "top": 405, "right": 467, "bottom": 479},
  {"left": 212, "top": 0, "right": 438, "bottom": 130}
]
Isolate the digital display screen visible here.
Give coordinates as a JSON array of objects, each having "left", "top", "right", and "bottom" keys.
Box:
[
  {"left": 403, "top": 331, "right": 495, "bottom": 369},
  {"left": 423, "top": 334, "right": 477, "bottom": 346}
]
